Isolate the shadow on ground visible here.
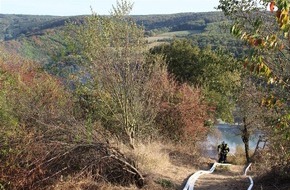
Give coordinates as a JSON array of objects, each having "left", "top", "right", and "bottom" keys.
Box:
[{"left": 166, "top": 149, "right": 212, "bottom": 170}]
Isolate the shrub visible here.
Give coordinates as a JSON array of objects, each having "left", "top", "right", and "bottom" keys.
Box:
[
  {"left": 155, "top": 82, "right": 213, "bottom": 144},
  {"left": 0, "top": 51, "right": 73, "bottom": 189},
  {"left": 2, "top": 61, "right": 72, "bottom": 127}
]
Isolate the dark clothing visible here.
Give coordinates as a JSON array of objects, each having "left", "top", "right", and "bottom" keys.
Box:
[{"left": 217, "top": 143, "right": 230, "bottom": 163}]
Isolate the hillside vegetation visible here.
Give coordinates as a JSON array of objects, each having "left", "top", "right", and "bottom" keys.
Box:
[
  {"left": 0, "top": 11, "right": 244, "bottom": 62},
  {"left": 0, "top": 4, "right": 217, "bottom": 190},
  {"left": 0, "top": 14, "right": 68, "bottom": 41},
  {"left": 0, "top": 0, "right": 289, "bottom": 190},
  {"left": 0, "top": 12, "right": 226, "bottom": 41}
]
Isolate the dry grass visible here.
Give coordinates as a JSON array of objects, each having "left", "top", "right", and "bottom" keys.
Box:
[
  {"left": 125, "top": 141, "right": 172, "bottom": 173},
  {"left": 51, "top": 140, "right": 201, "bottom": 190},
  {"left": 120, "top": 141, "right": 201, "bottom": 189},
  {"left": 226, "top": 145, "right": 255, "bottom": 165},
  {"left": 227, "top": 145, "right": 246, "bottom": 165},
  {"left": 53, "top": 176, "right": 139, "bottom": 190}
]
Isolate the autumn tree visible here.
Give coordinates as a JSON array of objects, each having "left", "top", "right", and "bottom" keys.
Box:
[
  {"left": 218, "top": 0, "right": 290, "bottom": 179},
  {"left": 62, "top": 0, "right": 168, "bottom": 148},
  {"left": 234, "top": 75, "right": 276, "bottom": 163}
]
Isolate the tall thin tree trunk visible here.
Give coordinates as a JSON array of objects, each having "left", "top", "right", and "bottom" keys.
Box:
[
  {"left": 242, "top": 117, "right": 250, "bottom": 163},
  {"left": 125, "top": 127, "right": 135, "bottom": 149},
  {"left": 129, "top": 129, "right": 135, "bottom": 149}
]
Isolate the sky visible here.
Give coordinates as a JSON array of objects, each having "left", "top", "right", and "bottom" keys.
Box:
[{"left": 0, "top": 0, "right": 220, "bottom": 16}]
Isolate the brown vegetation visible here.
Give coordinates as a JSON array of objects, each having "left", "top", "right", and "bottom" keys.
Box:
[
  {"left": 0, "top": 38, "right": 211, "bottom": 189},
  {"left": 156, "top": 82, "right": 213, "bottom": 143},
  {"left": 0, "top": 52, "right": 145, "bottom": 189}
]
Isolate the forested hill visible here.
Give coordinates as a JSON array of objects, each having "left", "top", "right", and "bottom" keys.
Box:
[
  {"left": 132, "top": 12, "right": 226, "bottom": 32},
  {"left": 0, "top": 12, "right": 226, "bottom": 41},
  {"left": 0, "top": 14, "right": 65, "bottom": 41},
  {"left": 1, "top": 12, "right": 242, "bottom": 62}
]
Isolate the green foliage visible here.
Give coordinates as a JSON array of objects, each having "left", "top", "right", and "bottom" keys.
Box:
[
  {"left": 0, "top": 12, "right": 229, "bottom": 43},
  {"left": 0, "top": 70, "right": 18, "bottom": 128},
  {"left": 150, "top": 39, "right": 200, "bottom": 83},
  {"left": 218, "top": 0, "right": 290, "bottom": 182},
  {"left": 156, "top": 178, "right": 175, "bottom": 188},
  {"left": 0, "top": 14, "right": 67, "bottom": 41},
  {"left": 150, "top": 39, "right": 241, "bottom": 122},
  {"left": 0, "top": 11, "right": 243, "bottom": 65},
  {"left": 132, "top": 12, "right": 227, "bottom": 32},
  {"left": 63, "top": 0, "right": 168, "bottom": 147}
]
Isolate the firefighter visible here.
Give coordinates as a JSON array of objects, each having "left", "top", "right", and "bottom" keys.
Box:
[{"left": 217, "top": 141, "right": 230, "bottom": 163}]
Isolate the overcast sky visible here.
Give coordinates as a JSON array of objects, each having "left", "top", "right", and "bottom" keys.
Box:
[{"left": 0, "top": 0, "right": 220, "bottom": 16}]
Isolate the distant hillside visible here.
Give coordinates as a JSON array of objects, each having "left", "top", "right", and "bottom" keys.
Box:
[
  {"left": 132, "top": 12, "right": 226, "bottom": 33},
  {"left": 0, "top": 12, "right": 243, "bottom": 63},
  {"left": 0, "top": 14, "right": 66, "bottom": 41},
  {"left": 0, "top": 12, "right": 226, "bottom": 41}
]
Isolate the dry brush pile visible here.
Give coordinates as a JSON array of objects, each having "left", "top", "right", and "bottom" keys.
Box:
[{"left": 0, "top": 127, "right": 144, "bottom": 190}]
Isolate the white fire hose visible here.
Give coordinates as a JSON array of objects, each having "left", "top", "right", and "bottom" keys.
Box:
[{"left": 182, "top": 162, "right": 253, "bottom": 190}]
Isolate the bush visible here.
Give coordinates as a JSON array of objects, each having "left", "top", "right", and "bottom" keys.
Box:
[
  {"left": 155, "top": 82, "right": 213, "bottom": 144},
  {"left": 3, "top": 63, "right": 72, "bottom": 127}
]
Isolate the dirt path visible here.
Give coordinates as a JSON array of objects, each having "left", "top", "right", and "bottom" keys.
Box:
[{"left": 194, "top": 165, "right": 250, "bottom": 190}]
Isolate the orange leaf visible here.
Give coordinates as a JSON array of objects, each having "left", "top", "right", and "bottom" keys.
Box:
[{"left": 270, "top": 1, "right": 275, "bottom": 13}]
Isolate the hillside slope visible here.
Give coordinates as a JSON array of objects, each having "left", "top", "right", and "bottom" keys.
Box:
[
  {"left": 1, "top": 12, "right": 242, "bottom": 64},
  {"left": 0, "top": 12, "right": 226, "bottom": 41}
]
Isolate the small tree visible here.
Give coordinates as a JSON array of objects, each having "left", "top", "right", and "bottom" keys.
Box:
[
  {"left": 234, "top": 75, "right": 270, "bottom": 163},
  {"left": 64, "top": 0, "right": 167, "bottom": 148}
]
